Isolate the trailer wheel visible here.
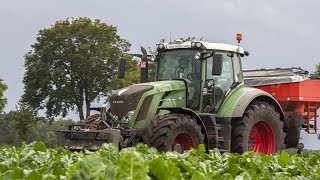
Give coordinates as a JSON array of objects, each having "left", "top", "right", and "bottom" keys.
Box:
[
  {"left": 231, "top": 101, "right": 285, "bottom": 154},
  {"left": 284, "top": 113, "right": 303, "bottom": 148},
  {"left": 142, "top": 114, "right": 204, "bottom": 153}
]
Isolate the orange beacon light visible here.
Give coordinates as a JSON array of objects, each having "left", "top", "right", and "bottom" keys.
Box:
[{"left": 236, "top": 33, "right": 242, "bottom": 42}]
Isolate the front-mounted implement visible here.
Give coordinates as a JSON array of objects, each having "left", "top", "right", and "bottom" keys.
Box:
[
  {"left": 62, "top": 125, "right": 120, "bottom": 150},
  {"left": 57, "top": 107, "right": 122, "bottom": 150}
]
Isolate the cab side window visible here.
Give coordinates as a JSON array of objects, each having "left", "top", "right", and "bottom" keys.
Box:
[
  {"left": 232, "top": 53, "right": 243, "bottom": 83},
  {"left": 206, "top": 52, "right": 234, "bottom": 110}
]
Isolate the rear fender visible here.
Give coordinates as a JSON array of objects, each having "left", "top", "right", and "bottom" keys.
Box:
[{"left": 218, "top": 87, "right": 284, "bottom": 119}]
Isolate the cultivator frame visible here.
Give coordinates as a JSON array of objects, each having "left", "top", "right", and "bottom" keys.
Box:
[{"left": 59, "top": 124, "right": 121, "bottom": 150}]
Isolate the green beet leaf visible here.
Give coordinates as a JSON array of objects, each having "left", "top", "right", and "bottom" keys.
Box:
[
  {"left": 149, "top": 157, "right": 182, "bottom": 180},
  {"left": 32, "top": 141, "right": 47, "bottom": 152},
  {"left": 116, "top": 151, "right": 149, "bottom": 180},
  {"left": 278, "top": 150, "right": 290, "bottom": 168}
]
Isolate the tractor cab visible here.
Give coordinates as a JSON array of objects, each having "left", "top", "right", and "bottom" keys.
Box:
[{"left": 155, "top": 40, "right": 247, "bottom": 113}]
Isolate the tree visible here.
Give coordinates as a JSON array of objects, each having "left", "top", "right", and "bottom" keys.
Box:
[
  {"left": 148, "top": 61, "right": 157, "bottom": 82},
  {"left": 0, "top": 79, "right": 7, "bottom": 113},
  {"left": 0, "top": 111, "right": 74, "bottom": 147},
  {"left": 22, "top": 17, "right": 130, "bottom": 120},
  {"left": 168, "top": 36, "right": 203, "bottom": 43},
  {"left": 315, "top": 64, "right": 320, "bottom": 78},
  {"left": 109, "top": 55, "right": 140, "bottom": 90},
  {"left": 0, "top": 113, "right": 20, "bottom": 146},
  {"left": 28, "top": 118, "right": 73, "bottom": 148},
  {"left": 11, "top": 103, "right": 41, "bottom": 142}
]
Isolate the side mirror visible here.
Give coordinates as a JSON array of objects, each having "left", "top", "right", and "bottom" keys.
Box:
[
  {"left": 118, "top": 57, "right": 126, "bottom": 78},
  {"left": 212, "top": 53, "right": 223, "bottom": 75}
]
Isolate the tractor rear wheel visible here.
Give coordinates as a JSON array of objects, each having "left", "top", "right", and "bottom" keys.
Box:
[
  {"left": 231, "top": 101, "right": 285, "bottom": 154},
  {"left": 142, "top": 114, "right": 204, "bottom": 153}
]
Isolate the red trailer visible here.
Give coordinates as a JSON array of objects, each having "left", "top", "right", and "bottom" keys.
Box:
[{"left": 244, "top": 68, "right": 320, "bottom": 134}]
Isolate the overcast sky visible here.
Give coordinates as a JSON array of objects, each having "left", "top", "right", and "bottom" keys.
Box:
[{"left": 1, "top": 0, "right": 320, "bottom": 148}]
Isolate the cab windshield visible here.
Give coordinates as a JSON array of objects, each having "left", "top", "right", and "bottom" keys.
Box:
[{"left": 157, "top": 49, "right": 201, "bottom": 109}]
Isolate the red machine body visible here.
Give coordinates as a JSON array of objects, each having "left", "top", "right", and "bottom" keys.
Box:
[{"left": 244, "top": 68, "right": 320, "bottom": 134}]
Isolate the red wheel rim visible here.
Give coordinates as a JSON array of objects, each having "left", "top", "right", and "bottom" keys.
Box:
[
  {"left": 172, "top": 132, "right": 195, "bottom": 152},
  {"left": 249, "top": 121, "right": 275, "bottom": 154}
]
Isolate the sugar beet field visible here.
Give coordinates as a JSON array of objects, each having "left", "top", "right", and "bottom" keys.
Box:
[{"left": 0, "top": 142, "right": 320, "bottom": 179}]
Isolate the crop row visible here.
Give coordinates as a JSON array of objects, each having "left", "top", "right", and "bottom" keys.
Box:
[{"left": 1, "top": 142, "right": 320, "bottom": 179}]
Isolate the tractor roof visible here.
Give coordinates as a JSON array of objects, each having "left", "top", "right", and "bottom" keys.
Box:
[{"left": 159, "top": 41, "right": 244, "bottom": 54}]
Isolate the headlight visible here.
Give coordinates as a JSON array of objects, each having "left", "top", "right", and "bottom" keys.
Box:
[
  {"left": 150, "top": 55, "right": 156, "bottom": 61},
  {"left": 126, "top": 110, "right": 135, "bottom": 121},
  {"left": 207, "top": 80, "right": 214, "bottom": 87},
  {"left": 196, "top": 42, "right": 202, "bottom": 48},
  {"left": 203, "top": 88, "right": 208, "bottom": 95},
  {"left": 122, "top": 110, "right": 135, "bottom": 124},
  {"left": 191, "top": 42, "right": 203, "bottom": 49},
  {"left": 158, "top": 44, "right": 165, "bottom": 50},
  {"left": 194, "top": 52, "right": 201, "bottom": 60}
]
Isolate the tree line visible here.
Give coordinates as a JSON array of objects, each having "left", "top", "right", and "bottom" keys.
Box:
[{"left": 0, "top": 111, "right": 72, "bottom": 147}]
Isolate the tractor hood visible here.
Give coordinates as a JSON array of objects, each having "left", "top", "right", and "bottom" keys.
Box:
[
  {"left": 138, "top": 80, "right": 186, "bottom": 92},
  {"left": 109, "top": 80, "right": 186, "bottom": 118}
]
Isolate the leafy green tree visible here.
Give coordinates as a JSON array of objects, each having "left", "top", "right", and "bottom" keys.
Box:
[
  {"left": 0, "top": 113, "right": 20, "bottom": 146},
  {"left": 164, "top": 36, "right": 203, "bottom": 43},
  {"left": 109, "top": 55, "right": 140, "bottom": 90},
  {"left": 22, "top": 17, "right": 130, "bottom": 120},
  {"left": 0, "top": 110, "right": 73, "bottom": 147},
  {"left": 11, "top": 103, "right": 41, "bottom": 142},
  {"left": 315, "top": 64, "right": 320, "bottom": 78},
  {"left": 0, "top": 79, "right": 7, "bottom": 113},
  {"left": 28, "top": 118, "right": 73, "bottom": 148},
  {"left": 176, "top": 36, "right": 196, "bottom": 42},
  {"left": 148, "top": 61, "right": 157, "bottom": 82}
]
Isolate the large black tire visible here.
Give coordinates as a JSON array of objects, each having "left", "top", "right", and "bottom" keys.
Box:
[
  {"left": 142, "top": 114, "right": 205, "bottom": 152},
  {"left": 231, "top": 101, "right": 285, "bottom": 154}
]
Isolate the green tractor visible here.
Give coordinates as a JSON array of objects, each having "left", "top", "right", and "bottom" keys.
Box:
[{"left": 62, "top": 37, "right": 291, "bottom": 154}]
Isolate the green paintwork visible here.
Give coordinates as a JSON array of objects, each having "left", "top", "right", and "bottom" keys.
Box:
[
  {"left": 217, "top": 83, "right": 278, "bottom": 118},
  {"left": 127, "top": 80, "right": 187, "bottom": 128},
  {"left": 217, "top": 83, "right": 247, "bottom": 117}
]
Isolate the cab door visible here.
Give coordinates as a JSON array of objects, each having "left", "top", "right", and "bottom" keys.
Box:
[{"left": 206, "top": 51, "right": 242, "bottom": 111}]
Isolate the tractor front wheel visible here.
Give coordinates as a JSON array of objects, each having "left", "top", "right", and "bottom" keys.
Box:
[
  {"left": 231, "top": 102, "right": 285, "bottom": 154},
  {"left": 143, "top": 114, "right": 204, "bottom": 153}
]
